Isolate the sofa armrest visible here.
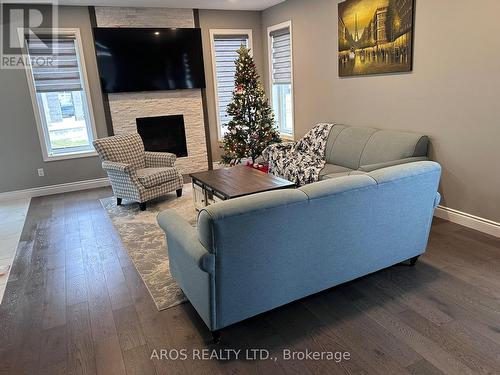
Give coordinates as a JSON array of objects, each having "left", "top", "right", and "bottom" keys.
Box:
[
  {"left": 145, "top": 151, "right": 176, "bottom": 168},
  {"left": 358, "top": 156, "right": 428, "bottom": 173},
  {"left": 157, "top": 210, "right": 214, "bottom": 274},
  {"left": 102, "top": 161, "right": 134, "bottom": 174}
]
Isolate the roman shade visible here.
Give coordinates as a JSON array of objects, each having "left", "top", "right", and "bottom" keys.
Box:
[
  {"left": 270, "top": 27, "right": 291, "bottom": 84},
  {"left": 213, "top": 34, "right": 249, "bottom": 126},
  {"left": 26, "top": 35, "right": 83, "bottom": 93}
]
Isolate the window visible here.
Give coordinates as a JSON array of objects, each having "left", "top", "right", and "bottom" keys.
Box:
[
  {"left": 210, "top": 30, "right": 252, "bottom": 140},
  {"left": 268, "top": 21, "right": 294, "bottom": 138},
  {"left": 23, "top": 29, "right": 97, "bottom": 161}
]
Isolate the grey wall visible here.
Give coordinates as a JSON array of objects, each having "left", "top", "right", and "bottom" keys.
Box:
[
  {"left": 0, "top": 6, "right": 262, "bottom": 192},
  {"left": 3, "top": 2, "right": 498, "bottom": 224},
  {"left": 262, "top": 0, "right": 500, "bottom": 222},
  {"left": 0, "top": 6, "right": 108, "bottom": 193},
  {"left": 198, "top": 9, "right": 264, "bottom": 162}
]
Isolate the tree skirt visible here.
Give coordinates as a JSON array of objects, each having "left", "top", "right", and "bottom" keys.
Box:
[{"left": 100, "top": 184, "right": 197, "bottom": 311}]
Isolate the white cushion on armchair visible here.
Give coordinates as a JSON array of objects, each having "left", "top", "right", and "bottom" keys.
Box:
[{"left": 137, "top": 167, "right": 180, "bottom": 188}]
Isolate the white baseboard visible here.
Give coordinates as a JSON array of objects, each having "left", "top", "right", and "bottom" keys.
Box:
[
  {"left": 0, "top": 178, "right": 110, "bottom": 201},
  {"left": 434, "top": 205, "right": 500, "bottom": 238}
]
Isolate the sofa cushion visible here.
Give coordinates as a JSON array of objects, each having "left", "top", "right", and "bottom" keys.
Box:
[
  {"left": 319, "top": 163, "right": 352, "bottom": 177},
  {"left": 136, "top": 167, "right": 179, "bottom": 188},
  {"left": 324, "top": 124, "right": 347, "bottom": 163},
  {"left": 321, "top": 172, "right": 351, "bottom": 180},
  {"left": 366, "top": 161, "right": 440, "bottom": 185},
  {"left": 319, "top": 164, "right": 355, "bottom": 180},
  {"left": 359, "top": 130, "right": 428, "bottom": 167},
  {"left": 321, "top": 170, "right": 367, "bottom": 180},
  {"left": 197, "top": 189, "right": 309, "bottom": 253},
  {"left": 327, "top": 126, "right": 378, "bottom": 169},
  {"left": 300, "top": 174, "right": 376, "bottom": 200}
]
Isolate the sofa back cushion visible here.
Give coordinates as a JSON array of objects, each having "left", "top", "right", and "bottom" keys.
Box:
[
  {"left": 93, "top": 133, "right": 146, "bottom": 170},
  {"left": 325, "top": 125, "right": 428, "bottom": 169},
  {"left": 324, "top": 124, "right": 346, "bottom": 164},
  {"left": 197, "top": 189, "right": 308, "bottom": 252},
  {"left": 359, "top": 130, "right": 428, "bottom": 167},
  {"left": 326, "top": 126, "right": 378, "bottom": 169}
]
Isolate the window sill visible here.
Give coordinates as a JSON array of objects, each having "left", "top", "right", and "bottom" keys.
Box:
[
  {"left": 280, "top": 134, "right": 294, "bottom": 142},
  {"left": 43, "top": 150, "right": 98, "bottom": 162}
]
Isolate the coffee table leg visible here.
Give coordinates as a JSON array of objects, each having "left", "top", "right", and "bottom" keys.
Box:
[
  {"left": 192, "top": 179, "right": 208, "bottom": 210},
  {"left": 192, "top": 180, "right": 196, "bottom": 209}
]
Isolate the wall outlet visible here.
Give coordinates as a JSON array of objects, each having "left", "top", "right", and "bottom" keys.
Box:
[{"left": 37, "top": 168, "right": 44, "bottom": 177}]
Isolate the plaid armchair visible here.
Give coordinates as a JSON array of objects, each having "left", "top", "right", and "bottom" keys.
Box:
[{"left": 93, "top": 133, "right": 184, "bottom": 211}]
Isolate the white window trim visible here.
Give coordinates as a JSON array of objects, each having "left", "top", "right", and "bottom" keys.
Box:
[
  {"left": 209, "top": 29, "right": 253, "bottom": 141},
  {"left": 267, "top": 20, "right": 295, "bottom": 140},
  {"left": 20, "top": 28, "right": 98, "bottom": 162}
]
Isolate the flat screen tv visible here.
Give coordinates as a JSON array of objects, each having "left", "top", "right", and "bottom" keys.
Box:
[{"left": 93, "top": 27, "right": 206, "bottom": 93}]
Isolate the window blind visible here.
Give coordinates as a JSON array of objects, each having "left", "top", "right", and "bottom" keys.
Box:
[
  {"left": 213, "top": 34, "right": 248, "bottom": 126},
  {"left": 270, "top": 28, "right": 291, "bottom": 85},
  {"left": 27, "top": 35, "right": 83, "bottom": 93}
]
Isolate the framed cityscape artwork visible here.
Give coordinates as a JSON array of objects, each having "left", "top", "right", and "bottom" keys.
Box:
[{"left": 338, "top": 0, "right": 414, "bottom": 77}]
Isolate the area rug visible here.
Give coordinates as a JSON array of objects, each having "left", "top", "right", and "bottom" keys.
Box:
[{"left": 100, "top": 183, "right": 197, "bottom": 311}]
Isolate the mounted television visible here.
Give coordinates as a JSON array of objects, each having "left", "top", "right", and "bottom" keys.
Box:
[{"left": 93, "top": 27, "right": 206, "bottom": 93}]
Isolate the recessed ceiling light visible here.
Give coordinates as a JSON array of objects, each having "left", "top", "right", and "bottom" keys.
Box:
[{"left": 154, "top": 31, "right": 160, "bottom": 36}]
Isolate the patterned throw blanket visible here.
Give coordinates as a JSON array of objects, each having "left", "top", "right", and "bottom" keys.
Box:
[{"left": 262, "top": 123, "right": 334, "bottom": 186}]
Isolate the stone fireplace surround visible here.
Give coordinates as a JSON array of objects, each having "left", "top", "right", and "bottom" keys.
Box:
[{"left": 94, "top": 7, "right": 209, "bottom": 175}]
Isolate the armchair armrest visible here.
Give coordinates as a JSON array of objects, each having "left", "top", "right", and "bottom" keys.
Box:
[
  {"left": 157, "top": 209, "right": 214, "bottom": 274},
  {"left": 102, "top": 161, "right": 134, "bottom": 174},
  {"left": 145, "top": 151, "right": 176, "bottom": 168},
  {"left": 358, "top": 156, "right": 428, "bottom": 173}
]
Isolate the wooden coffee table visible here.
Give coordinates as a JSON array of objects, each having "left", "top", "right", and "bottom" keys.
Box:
[{"left": 190, "top": 165, "right": 295, "bottom": 209}]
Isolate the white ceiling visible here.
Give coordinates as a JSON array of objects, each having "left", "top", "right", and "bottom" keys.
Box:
[{"left": 40, "top": 0, "right": 285, "bottom": 11}]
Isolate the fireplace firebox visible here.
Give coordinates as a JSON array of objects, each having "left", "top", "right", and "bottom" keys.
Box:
[{"left": 136, "top": 115, "right": 188, "bottom": 157}]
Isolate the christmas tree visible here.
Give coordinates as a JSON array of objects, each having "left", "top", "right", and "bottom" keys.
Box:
[{"left": 220, "top": 45, "right": 281, "bottom": 165}]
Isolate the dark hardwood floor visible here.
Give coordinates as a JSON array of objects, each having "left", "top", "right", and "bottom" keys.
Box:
[{"left": 1, "top": 187, "right": 500, "bottom": 375}]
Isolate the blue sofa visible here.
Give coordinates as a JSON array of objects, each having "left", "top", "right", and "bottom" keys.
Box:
[{"left": 157, "top": 161, "right": 441, "bottom": 334}]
